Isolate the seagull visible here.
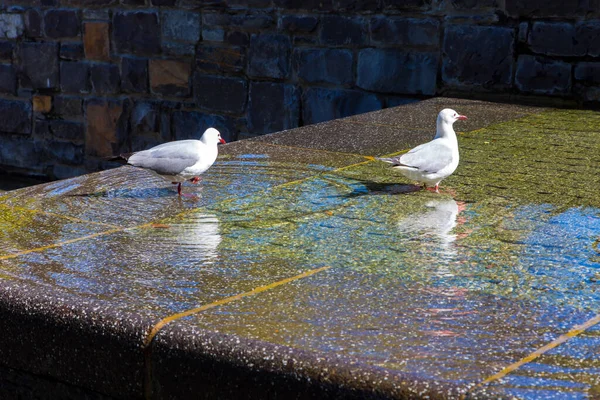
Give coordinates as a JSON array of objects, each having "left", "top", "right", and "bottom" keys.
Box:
[
  {"left": 110, "top": 128, "right": 226, "bottom": 196},
  {"left": 378, "top": 108, "right": 467, "bottom": 193}
]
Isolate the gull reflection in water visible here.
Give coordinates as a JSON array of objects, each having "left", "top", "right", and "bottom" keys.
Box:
[
  {"left": 397, "top": 199, "right": 463, "bottom": 271},
  {"left": 177, "top": 214, "right": 222, "bottom": 263}
]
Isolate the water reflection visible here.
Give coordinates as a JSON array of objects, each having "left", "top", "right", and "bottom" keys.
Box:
[{"left": 397, "top": 198, "right": 461, "bottom": 247}]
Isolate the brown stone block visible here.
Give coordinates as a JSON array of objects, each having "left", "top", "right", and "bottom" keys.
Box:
[
  {"left": 32, "top": 95, "right": 52, "bottom": 113},
  {"left": 84, "top": 22, "right": 110, "bottom": 61},
  {"left": 85, "top": 99, "right": 122, "bottom": 157},
  {"left": 149, "top": 59, "right": 190, "bottom": 97}
]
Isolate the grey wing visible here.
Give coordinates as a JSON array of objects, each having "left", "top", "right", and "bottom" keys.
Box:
[
  {"left": 399, "top": 140, "right": 453, "bottom": 173},
  {"left": 128, "top": 142, "right": 200, "bottom": 175}
]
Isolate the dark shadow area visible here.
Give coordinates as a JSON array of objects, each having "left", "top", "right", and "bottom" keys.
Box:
[{"left": 0, "top": 173, "right": 48, "bottom": 192}]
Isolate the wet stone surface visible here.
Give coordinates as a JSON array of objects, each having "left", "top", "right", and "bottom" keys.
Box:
[{"left": 0, "top": 98, "right": 599, "bottom": 399}]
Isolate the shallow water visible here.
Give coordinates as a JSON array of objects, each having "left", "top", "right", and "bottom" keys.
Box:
[{"left": 0, "top": 109, "right": 599, "bottom": 398}]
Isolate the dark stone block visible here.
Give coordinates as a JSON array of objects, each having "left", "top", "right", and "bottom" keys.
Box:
[
  {"left": 18, "top": 42, "right": 59, "bottom": 89},
  {"left": 0, "top": 64, "right": 16, "bottom": 94},
  {"left": 225, "top": 31, "right": 249, "bottom": 46},
  {"left": 162, "top": 9, "right": 201, "bottom": 42},
  {"left": 152, "top": 0, "right": 176, "bottom": 5},
  {"left": 90, "top": 63, "right": 120, "bottom": 94},
  {"left": 121, "top": 0, "right": 147, "bottom": 5},
  {"left": 247, "top": 82, "right": 299, "bottom": 135},
  {"left": 44, "top": 9, "right": 80, "bottom": 38},
  {"left": 24, "top": 9, "right": 42, "bottom": 37},
  {"left": 334, "top": 0, "right": 381, "bottom": 12},
  {"left": 357, "top": 48, "right": 438, "bottom": 95},
  {"left": 162, "top": 42, "right": 196, "bottom": 56},
  {"left": 0, "top": 42, "right": 13, "bottom": 60},
  {"left": 0, "top": 98, "right": 31, "bottom": 134},
  {"left": 515, "top": 55, "right": 571, "bottom": 95},
  {"left": 172, "top": 110, "right": 236, "bottom": 142},
  {"left": 45, "top": 140, "right": 85, "bottom": 164},
  {"left": 576, "top": 22, "right": 600, "bottom": 57},
  {"left": 293, "top": 35, "right": 318, "bottom": 45},
  {"left": 121, "top": 57, "right": 148, "bottom": 93},
  {"left": 53, "top": 96, "right": 83, "bottom": 119},
  {"left": 505, "top": 0, "right": 595, "bottom": 17},
  {"left": 193, "top": 74, "right": 248, "bottom": 114},
  {"left": 273, "top": 0, "right": 334, "bottom": 11},
  {"left": 202, "top": 13, "right": 231, "bottom": 27},
  {"left": 279, "top": 15, "right": 318, "bottom": 33},
  {"left": 60, "top": 42, "right": 85, "bottom": 60},
  {"left": 320, "top": 16, "right": 367, "bottom": 46},
  {"left": 302, "top": 87, "right": 382, "bottom": 125},
  {"left": 442, "top": 25, "right": 514, "bottom": 88},
  {"left": 196, "top": 45, "right": 245, "bottom": 73},
  {"left": 528, "top": 22, "right": 577, "bottom": 57},
  {"left": 229, "top": 0, "right": 272, "bottom": 7},
  {"left": 574, "top": 62, "right": 600, "bottom": 84},
  {"left": 60, "top": 61, "right": 90, "bottom": 93},
  {"left": 202, "top": 28, "right": 224, "bottom": 42},
  {"left": 248, "top": 33, "right": 292, "bottom": 79},
  {"left": 113, "top": 11, "right": 160, "bottom": 55},
  {"left": 0, "top": 135, "right": 42, "bottom": 169},
  {"left": 37, "top": 120, "right": 85, "bottom": 142},
  {"left": 370, "top": 16, "right": 439, "bottom": 47},
  {"left": 294, "top": 48, "right": 353, "bottom": 85},
  {"left": 230, "top": 13, "right": 275, "bottom": 30},
  {"left": 382, "top": 0, "right": 431, "bottom": 10},
  {"left": 82, "top": 9, "right": 110, "bottom": 20}
]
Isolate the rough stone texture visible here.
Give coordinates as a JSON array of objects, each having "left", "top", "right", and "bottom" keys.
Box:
[
  {"left": 320, "top": 15, "right": 367, "bottom": 46},
  {"left": 357, "top": 48, "right": 438, "bottom": 95},
  {"left": 90, "top": 63, "right": 120, "bottom": 94},
  {"left": 0, "top": 99, "right": 31, "bottom": 134},
  {"left": 370, "top": 16, "right": 439, "bottom": 47},
  {"left": 112, "top": 11, "right": 160, "bottom": 56},
  {"left": 505, "top": 0, "right": 597, "bottom": 17},
  {"left": 515, "top": 55, "right": 572, "bottom": 95},
  {"left": 295, "top": 48, "right": 353, "bottom": 86},
  {"left": 0, "top": 14, "right": 24, "bottom": 39},
  {"left": 18, "top": 42, "right": 59, "bottom": 89},
  {"left": 248, "top": 33, "right": 292, "bottom": 79},
  {"left": 247, "top": 82, "right": 299, "bottom": 134},
  {"left": 0, "top": 41, "right": 13, "bottom": 60},
  {"left": 576, "top": 21, "right": 600, "bottom": 57},
  {"left": 0, "top": 63, "right": 16, "bottom": 94},
  {"left": 121, "top": 57, "right": 148, "bottom": 93},
  {"left": 279, "top": 15, "right": 318, "bottom": 33},
  {"left": 193, "top": 74, "right": 248, "bottom": 114},
  {"left": 83, "top": 22, "right": 110, "bottom": 61},
  {"left": 442, "top": 25, "right": 514, "bottom": 88},
  {"left": 60, "top": 61, "right": 90, "bottom": 93},
  {"left": 60, "top": 43, "right": 85, "bottom": 60},
  {"left": 32, "top": 95, "right": 52, "bottom": 113},
  {"left": 302, "top": 87, "right": 382, "bottom": 125},
  {"left": 528, "top": 22, "right": 578, "bottom": 57},
  {"left": 149, "top": 59, "right": 190, "bottom": 97},
  {"left": 162, "top": 9, "right": 201, "bottom": 43},
  {"left": 574, "top": 62, "right": 600, "bottom": 84},
  {"left": 85, "top": 98, "right": 123, "bottom": 157},
  {"left": 24, "top": 9, "right": 41, "bottom": 38},
  {"left": 44, "top": 9, "right": 80, "bottom": 38},
  {"left": 54, "top": 96, "right": 83, "bottom": 119},
  {"left": 196, "top": 45, "right": 245, "bottom": 73}
]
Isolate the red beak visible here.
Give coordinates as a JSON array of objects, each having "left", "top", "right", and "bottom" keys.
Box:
[
  {"left": 457, "top": 115, "right": 468, "bottom": 121},
  {"left": 219, "top": 138, "right": 226, "bottom": 144}
]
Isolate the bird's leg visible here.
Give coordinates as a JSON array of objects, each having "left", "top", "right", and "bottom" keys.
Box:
[
  {"left": 425, "top": 185, "right": 440, "bottom": 193},
  {"left": 176, "top": 182, "right": 182, "bottom": 196},
  {"left": 189, "top": 176, "right": 201, "bottom": 184}
]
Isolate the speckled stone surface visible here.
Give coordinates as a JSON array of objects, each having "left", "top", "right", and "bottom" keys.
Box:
[{"left": 0, "top": 98, "right": 599, "bottom": 399}]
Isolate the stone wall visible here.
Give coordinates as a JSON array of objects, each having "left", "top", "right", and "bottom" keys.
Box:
[{"left": 0, "top": 0, "right": 599, "bottom": 179}]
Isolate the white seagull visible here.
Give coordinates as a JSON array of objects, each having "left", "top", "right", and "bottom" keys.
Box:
[
  {"left": 111, "top": 128, "right": 226, "bottom": 196},
  {"left": 378, "top": 109, "right": 467, "bottom": 193}
]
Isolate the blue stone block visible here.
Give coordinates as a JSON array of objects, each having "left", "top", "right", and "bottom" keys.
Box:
[
  {"left": 162, "top": 9, "right": 201, "bottom": 43},
  {"left": 357, "top": 48, "right": 438, "bottom": 95},
  {"left": 294, "top": 48, "right": 353, "bottom": 85},
  {"left": 302, "top": 87, "right": 382, "bottom": 125},
  {"left": 248, "top": 33, "right": 292, "bottom": 79},
  {"left": 248, "top": 82, "right": 299, "bottom": 135}
]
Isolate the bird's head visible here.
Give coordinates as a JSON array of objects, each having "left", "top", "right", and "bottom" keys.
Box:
[
  {"left": 438, "top": 109, "right": 467, "bottom": 125},
  {"left": 201, "top": 127, "right": 226, "bottom": 145}
]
